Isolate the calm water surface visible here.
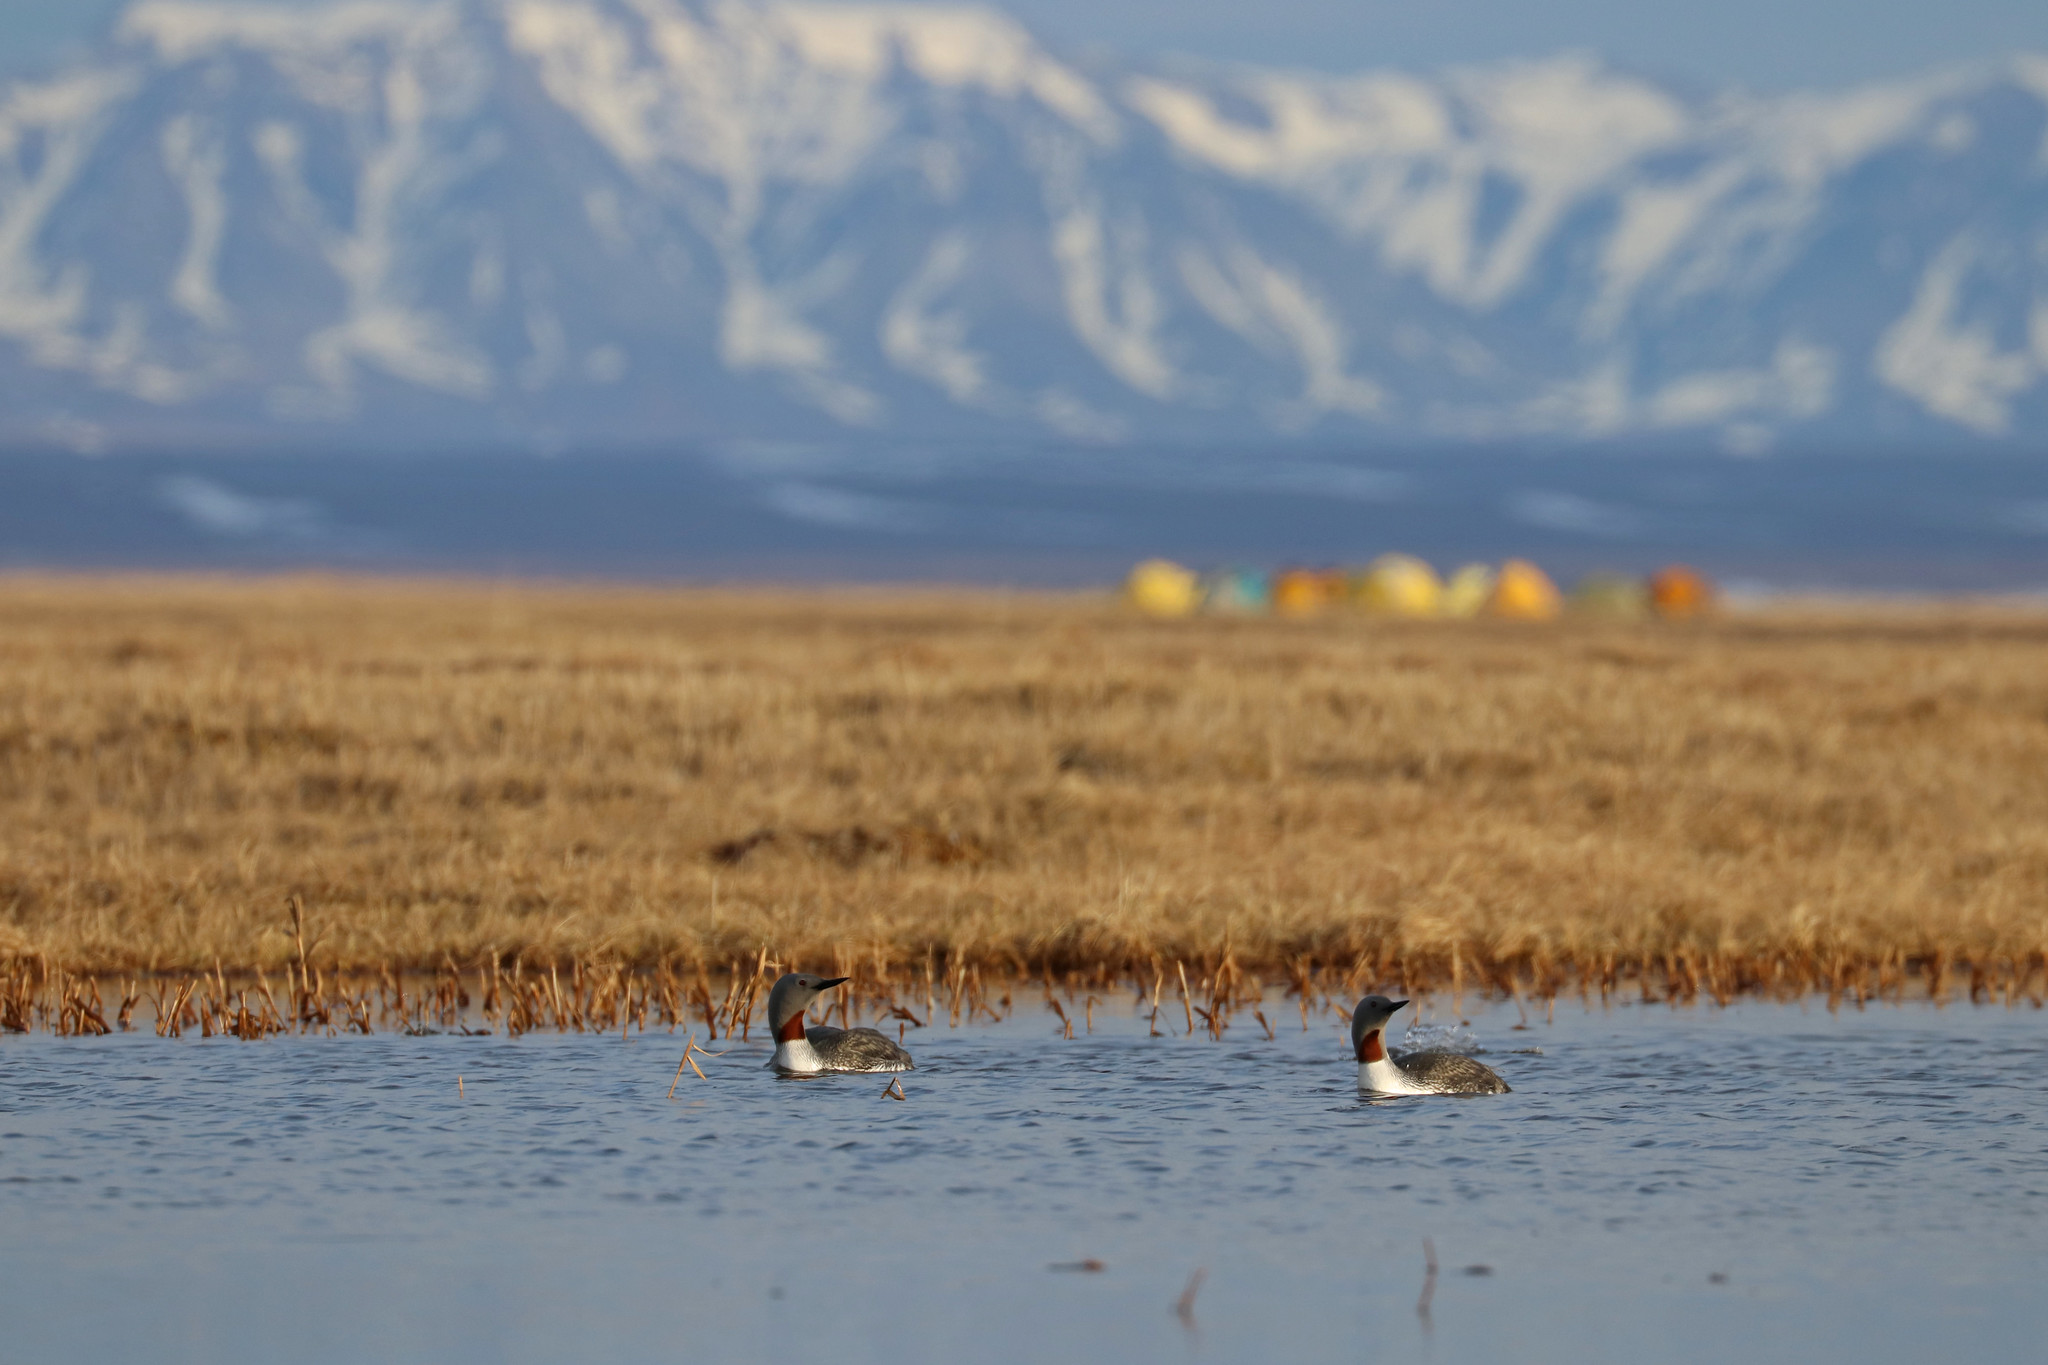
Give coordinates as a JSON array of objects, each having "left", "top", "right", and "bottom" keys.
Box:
[{"left": 2, "top": 998, "right": 2043, "bottom": 1363}]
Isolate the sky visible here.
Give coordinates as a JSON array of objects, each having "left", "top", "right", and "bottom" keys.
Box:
[{"left": 4, "top": 0, "right": 2048, "bottom": 92}]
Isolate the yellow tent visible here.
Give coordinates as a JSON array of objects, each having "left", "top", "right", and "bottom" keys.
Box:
[
  {"left": 1356, "top": 553, "right": 1442, "bottom": 617},
  {"left": 1126, "top": 559, "right": 1201, "bottom": 617},
  {"left": 1440, "top": 563, "right": 1496, "bottom": 618},
  {"left": 1489, "top": 559, "right": 1562, "bottom": 620}
]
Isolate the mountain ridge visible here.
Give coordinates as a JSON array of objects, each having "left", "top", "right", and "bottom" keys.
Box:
[{"left": 1, "top": 0, "right": 2045, "bottom": 457}]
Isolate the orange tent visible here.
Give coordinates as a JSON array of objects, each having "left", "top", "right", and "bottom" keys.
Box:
[
  {"left": 1489, "top": 559, "right": 1562, "bottom": 620},
  {"left": 1273, "top": 568, "right": 1332, "bottom": 617},
  {"left": 1649, "top": 565, "right": 1715, "bottom": 619}
]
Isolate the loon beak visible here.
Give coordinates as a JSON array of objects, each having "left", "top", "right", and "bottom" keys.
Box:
[
  {"left": 1389, "top": 998, "right": 1410, "bottom": 1011},
  {"left": 817, "top": 976, "right": 851, "bottom": 990}
]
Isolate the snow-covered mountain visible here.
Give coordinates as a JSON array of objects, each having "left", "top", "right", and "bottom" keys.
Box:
[{"left": 3, "top": 0, "right": 2047, "bottom": 455}]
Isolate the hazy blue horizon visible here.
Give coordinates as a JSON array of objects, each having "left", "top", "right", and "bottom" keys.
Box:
[{"left": 5, "top": 0, "right": 2048, "bottom": 93}]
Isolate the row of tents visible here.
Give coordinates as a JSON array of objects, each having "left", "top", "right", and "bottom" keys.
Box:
[{"left": 1125, "top": 555, "right": 1715, "bottom": 621}]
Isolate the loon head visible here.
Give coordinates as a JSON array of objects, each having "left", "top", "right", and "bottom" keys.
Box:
[
  {"left": 766, "top": 972, "right": 850, "bottom": 1043},
  {"left": 1349, "top": 994, "right": 1410, "bottom": 1062}
]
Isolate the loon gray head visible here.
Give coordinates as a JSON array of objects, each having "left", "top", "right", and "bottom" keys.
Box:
[
  {"left": 1349, "top": 994, "right": 1410, "bottom": 1062},
  {"left": 766, "top": 972, "right": 850, "bottom": 1042}
]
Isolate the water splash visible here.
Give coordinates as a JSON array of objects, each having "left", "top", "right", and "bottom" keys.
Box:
[{"left": 1398, "top": 1018, "right": 1483, "bottom": 1054}]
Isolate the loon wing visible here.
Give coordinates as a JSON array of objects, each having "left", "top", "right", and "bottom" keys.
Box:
[
  {"left": 807, "top": 1025, "right": 915, "bottom": 1072},
  {"left": 1396, "top": 1050, "right": 1511, "bottom": 1094}
]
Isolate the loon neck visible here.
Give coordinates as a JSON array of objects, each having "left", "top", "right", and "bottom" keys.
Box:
[
  {"left": 771, "top": 1032, "right": 824, "bottom": 1073},
  {"left": 1359, "top": 1050, "right": 1428, "bottom": 1094},
  {"left": 775, "top": 1013, "right": 807, "bottom": 1044},
  {"left": 1355, "top": 1026, "right": 1430, "bottom": 1094}
]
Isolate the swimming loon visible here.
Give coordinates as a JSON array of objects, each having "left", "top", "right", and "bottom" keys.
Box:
[
  {"left": 765, "top": 973, "right": 916, "bottom": 1074},
  {"left": 1350, "top": 995, "right": 1510, "bottom": 1095}
]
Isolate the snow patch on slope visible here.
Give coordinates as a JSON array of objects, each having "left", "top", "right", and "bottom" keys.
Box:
[
  {"left": 122, "top": 0, "right": 435, "bottom": 61},
  {"left": 252, "top": 15, "right": 500, "bottom": 410},
  {"left": 161, "top": 116, "right": 232, "bottom": 328},
  {"left": 0, "top": 71, "right": 133, "bottom": 347},
  {"left": 776, "top": 3, "right": 1115, "bottom": 141},
  {"left": 1645, "top": 340, "right": 1836, "bottom": 428},
  {"left": 882, "top": 232, "right": 991, "bottom": 405},
  {"left": 1730, "top": 75, "right": 1960, "bottom": 187},
  {"left": 1448, "top": 339, "right": 1837, "bottom": 441},
  {"left": 1875, "top": 234, "right": 2038, "bottom": 434},
  {"left": 1177, "top": 242, "right": 1383, "bottom": 423},
  {"left": 508, "top": 0, "right": 904, "bottom": 417},
  {"left": 2013, "top": 55, "right": 2048, "bottom": 165},
  {"left": 1047, "top": 199, "right": 1174, "bottom": 400},
  {"left": 1131, "top": 55, "right": 1689, "bottom": 310},
  {"left": 0, "top": 66, "right": 218, "bottom": 402}
]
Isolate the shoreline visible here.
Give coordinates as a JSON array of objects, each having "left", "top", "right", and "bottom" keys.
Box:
[{"left": 3, "top": 960, "right": 2034, "bottom": 1041}]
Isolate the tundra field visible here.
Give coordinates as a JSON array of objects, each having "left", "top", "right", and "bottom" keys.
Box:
[{"left": 2, "top": 576, "right": 2047, "bottom": 1033}]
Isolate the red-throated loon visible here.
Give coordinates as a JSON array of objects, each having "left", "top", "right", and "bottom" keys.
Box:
[
  {"left": 765, "top": 973, "right": 916, "bottom": 1074},
  {"left": 1351, "top": 995, "right": 1509, "bottom": 1095}
]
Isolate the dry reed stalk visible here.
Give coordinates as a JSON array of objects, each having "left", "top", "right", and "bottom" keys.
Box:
[
  {"left": 55, "top": 975, "right": 111, "bottom": 1036},
  {"left": 739, "top": 949, "right": 768, "bottom": 1041},
  {"left": 0, "top": 972, "right": 27, "bottom": 1034},
  {"left": 1175, "top": 1268, "right": 1207, "bottom": 1327},
  {"left": 667, "top": 1034, "right": 724, "bottom": 1096},
  {"left": 706, "top": 963, "right": 734, "bottom": 1039}
]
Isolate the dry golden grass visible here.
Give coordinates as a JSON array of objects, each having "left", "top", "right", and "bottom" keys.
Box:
[{"left": 2, "top": 575, "right": 2046, "bottom": 1006}]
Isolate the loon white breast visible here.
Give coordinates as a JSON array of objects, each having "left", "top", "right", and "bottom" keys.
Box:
[
  {"left": 764, "top": 972, "right": 916, "bottom": 1075},
  {"left": 1350, "top": 995, "right": 1510, "bottom": 1096}
]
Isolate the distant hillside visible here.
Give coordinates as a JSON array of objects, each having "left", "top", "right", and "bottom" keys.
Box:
[{"left": 2, "top": 0, "right": 2046, "bottom": 455}]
